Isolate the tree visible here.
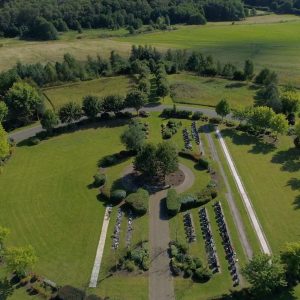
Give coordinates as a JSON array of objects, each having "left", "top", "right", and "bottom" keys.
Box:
[
  {"left": 265, "top": 83, "right": 282, "bottom": 113},
  {"left": 29, "top": 17, "right": 58, "bottom": 41},
  {"left": 0, "top": 124, "right": 10, "bottom": 160},
  {"left": 294, "top": 123, "right": 300, "bottom": 148},
  {"left": 82, "top": 95, "right": 101, "bottom": 119},
  {"left": 125, "top": 90, "right": 148, "bottom": 114},
  {"left": 58, "top": 101, "right": 82, "bottom": 124},
  {"left": 5, "top": 82, "right": 42, "bottom": 124},
  {"left": 40, "top": 109, "right": 59, "bottom": 133},
  {"left": 281, "top": 242, "right": 300, "bottom": 284},
  {"left": 215, "top": 99, "right": 230, "bottom": 120},
  {"left": 137, "top": 78, "right": 151, "bottom": 95},
  {"left": 242, "top": 254, "right": 287, "bottom": 297},
  {"left": 244, "top": 59, "right": 254, "bottom": 80},
  {"left": 232, "top": 107, "right": 252, "bottom": 124},
  {"left": 5, "top": 245, "right": 37, "bottom": 277},
  {"left": 134, "top": 142, "right": 178, "bottom": 182},
  {"left": 156, "top": 79, "right": 170, "bottom": 100},
  {"left": 281, "top": 91, "right": 300, "bottom": 115},
  {"left": 102, "top": 95, "right": 124, "bottom": 114},
  {"left": 249, "top": 106, "right": 275, "bottom": 132},
  {"left": 121, "top": 120, "right": 146, "bottom": 152},
  {"left": 0, "top": 101, "right": 8, "bottom": 122},
  {"left": 270, "top": 114, "right": 288, "bottom": 141}
]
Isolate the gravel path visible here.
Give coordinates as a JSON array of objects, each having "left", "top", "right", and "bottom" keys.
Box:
[
  {"left": 89, "top": 206, "right": 112, "bottom": 288},
  {"left": 216, "top": 128, "right": 271, "bottom": 255},
  {"left": 204, "top": 125, "right": 254, "bottom": 259}
]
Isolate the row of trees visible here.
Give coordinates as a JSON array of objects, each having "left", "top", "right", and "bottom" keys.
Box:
[
  {"left": 242, "top": 242, "right": 300, "bottom": 297},
  {"left": 0, "top": 0, "right": 246, "bottom": 40},
  {"left": 245, "top": 0, "right": 300, "bottom": 15}
]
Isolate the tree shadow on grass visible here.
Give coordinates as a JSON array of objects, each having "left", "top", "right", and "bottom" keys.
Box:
[
  {"left": 221, "top": 129, "right": 276, "bottom": 155},
  {"left": 293, "top": 195, "right": 300, "bottom": 210},
  {"left": 210, "top": 287, "right": 297, "bottom": 300},
  {"left": 0, "top": 278, "right": 14, "bottom": 300},
  {"left": 17, "top": 118, "right": 131, "bottom": 147},
  {"left": 271, "top": 148, "right": 300, "bottom": 173}
]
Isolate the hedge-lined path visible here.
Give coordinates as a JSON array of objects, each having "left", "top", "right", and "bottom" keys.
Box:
[
  {"left": 148, "top": 163, "right": 195, "bottom": 300},
  {"left": 203, "top": 125, "right": 254, "bottom": 260}
]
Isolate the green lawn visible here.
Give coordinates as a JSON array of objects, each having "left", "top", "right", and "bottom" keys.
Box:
[
  {"left": 43, "top": 76, "right": 133, "bottom": 109},
  {"left": 117, "top": 14, "right": 300, "bottom": 86},
  {"left": 169, "top": 73, "right": 256, "bottom": 108},
  {"left": 220, "top": 129, "right": 300, "bottom": 253}
]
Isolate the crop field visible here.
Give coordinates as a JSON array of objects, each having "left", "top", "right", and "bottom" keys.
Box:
[
  {"left": 43, "top": 76, "right": 133, "bottom": 109},
  {"left": 169, "top": 73, "right": 256, "bottom": 108},
  {"left": 118, "top": 14, "right": 300, "bottom": 86}
]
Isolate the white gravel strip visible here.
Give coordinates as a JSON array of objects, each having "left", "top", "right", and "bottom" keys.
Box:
[
  {"left": 216, "top": 128, "right": 271, "bottom": 255},
  {"left": 89, "top": 206, "right": 111, "bottom": 288}
]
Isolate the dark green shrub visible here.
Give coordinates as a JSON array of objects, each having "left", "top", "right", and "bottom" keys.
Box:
[
  {"left": 193, "top": 266, "right": 212, "bottom": 282},
  {"left": 209, "top": 187, "right": 218, "bottom": 199},
  {"left": 85, "top": 295, "right": 103, "bottom": 300},
  {"left": 166, "top": 188, "right": 181, "bottom": 216},
  {"left": 192, "top": 111, "right": 203, "bottom": 120},
  {"left": 162, "top": 128, "right": 172, "bottom": 139},
  {"left": 100, "top": 155, "right": 118, "bottom": 167},
  {"left": 30, "top": 137, "right": 40, "bottom": 146},
  {"left": 58, "top": 285, "right": 86, "bottom": 300},
  {"left": 178, "top": 150, "right": 200, "bottom": 162},
  {"left": 198, "top": 158, "right": 210, "bottom": 170},
  {"left": 142, "top": 258, "right": 149, "bottom": 271},
  {"left": 179, "top": 194, "right": 198, "bottom": 210},
  {"left": 125, "top": 188, "right": 149, "bottom": 215},
  {"left": 209, "top": 117, "right": 222, "bottom": 124},
  {"left": 125, "top": 260, "right": 135, "bottom": 272},
  {"left": 110, "top": 189, "right": 127, "bottom": 203},
  {"left": 93, "top": 173, "right": 106, "bottom": 187}
]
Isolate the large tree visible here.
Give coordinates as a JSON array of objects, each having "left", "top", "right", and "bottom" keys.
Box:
[
  {"left": 5, "top": 245, "right": 37, "bottom": 277},
  {"left": 134, "top": 142, "right": 178, "bottom": 182},
  {"left": 125, "top": 90, "right": 148, "bottom": 114},
  {"left": 242, "top": 254, "right": 287, "bottom": 297},
  {"left": 248, "top": 106, "right": 275, "bottom": 132},
  {"left": 215, "top": 99, "right": 230, "bottom": 120},
  {"left": 281, "top": 91, "right": 300, "bottom": 115},
  {"left": 58, "top": 101, "right": 82, "bottom": 124},
  {"left": 270, "top": 114, "right": 288, "bottom": 141},
  {"left": 40, "top": 109, "right": 59, "bottom": 133},
  {"left": 281, "top": 242, "right": 300, "bottom": 284},
  {"left": 82, "top": 95, "right": 101, "bottom": 119},
  {"left": 102, "top": 95, "right": 124, "bottom": 114},
  {"left": 0, "top": 124, "right": 10, "bottom": 160},
  {"left": 5, "top": 82, "right": 42, "bottom": 124},
  {"left": 121, "top": 120, "right": 146, "bottom": 152}
]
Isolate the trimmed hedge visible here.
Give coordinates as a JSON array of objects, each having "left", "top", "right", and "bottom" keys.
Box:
[
  {"left": 198, "top": 158, "right": 210, "bottom": 170},
  {"left": 125, "top": 188, "right": 149, "bottom": 215},
  {"left": 166, "top": 188, "right": 180, "bottom": 216}
]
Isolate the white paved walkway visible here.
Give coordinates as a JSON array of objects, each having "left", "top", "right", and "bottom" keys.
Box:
[
  {"left": 216, "top": 128, "right": 271, "bottom": 255},
  {"left": 89, "top": 206, "right": 112, "bottom": 287}
]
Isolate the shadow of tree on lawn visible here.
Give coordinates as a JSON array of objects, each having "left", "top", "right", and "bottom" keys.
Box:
[
  {"left": 271, "top": 148, "right": 300, "bottom": 173},
  {"left": 0, "top": 278, "right": 14, "bottom": 300}
]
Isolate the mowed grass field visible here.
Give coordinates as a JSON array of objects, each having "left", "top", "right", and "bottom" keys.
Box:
[
  {"left": 0, "top": 120, "right": 129, "bottom": 288},
  {"left": 118, "top": 14, "right": 300, "bottom": 86},
  {"left": 43, "top": 76, "right": 133, "bottom": 109},
  {"left": 219, "top": 129, "right": 300, "bottom": 253},
  {"left": 169, "top": 73, "right": 256, "bottom": 108}
]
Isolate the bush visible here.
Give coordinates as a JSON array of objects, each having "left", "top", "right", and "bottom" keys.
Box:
[
  {"left": 29, "top": 137, "right": 40, "bottom": 146},
  {"left": 125, "top": 188, "right": 149, "bottom": 215},
  {"left": 166, "top": 189, "right": 181, "bottom": 216},
  {"left": 294, "top": 137, "right": 300, "bottom": 149},
  {"left": 58, "top": 285, "right": 86, "bottom": 300},
  {"left": 198, "top": 158, "right": 210, "bottom": 170},
  {"left": 100, "top": 155, "right": 118, "bottom": 167},
  {"left": 196, "top": 189, "right": 213, "bottom": 205},
  {"left": 93, "top": 173, "right": 106, "bottom": 187},
  {"left": 178, "top": 150, "right": 200, "bottom": 162},
  {"left": 179, "top": 193, "right": 198, "bottom": 210},
  {"left": 193, "top": 266, "right": 212, "bottom": 282},
  {"left": 192, "top": 111, "right": 203, "bottom": 120},
  {"left": 209, "top": 117, "right": 222, "bottom": 124},
  {"left": 125, "top": 260, "right": 135, "bottom": 272},
  {"left": 110, "top": 189, "right": 127, "bottom": 203},
  {"left": 162, "top": 128, "right": 172, "bottom": 139}
]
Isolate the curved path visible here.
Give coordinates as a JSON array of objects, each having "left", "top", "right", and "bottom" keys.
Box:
[
  {"left": 9, "top": 105, "right": 218, "bottom": 143},
  {"left": 122, "top": 163, "right": 195, "bottom": 300}
]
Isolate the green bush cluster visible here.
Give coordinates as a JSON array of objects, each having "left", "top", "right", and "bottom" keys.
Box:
[
  {"left": 169, "top": 241, "right": 212, "bottom": 281},
  {"left": 209, "top": 117, "right": 223, "bottom": 124},
  {"left": 110, "top": 189, "right": 127, "bottom": 203},
  {"left": 118, "top": 242, "right": 149, "bottom": 273},
  {"left": 93, "top": 173, "right": 106, "bottom": 188},
  {"left": 166, "top": 189, "right": 181, "bottom": 216},
  {"left": 125, "top": 188, "right": 149, "bottom": 215},
  {"left": 161, "top": 119, "right": 182, "bottom": 139},
  {"left": 191, "top": 111, "right": 203, "bottom": 120},
  {"left": 198, "top": 158, "right": 210, "bottom": 170}
]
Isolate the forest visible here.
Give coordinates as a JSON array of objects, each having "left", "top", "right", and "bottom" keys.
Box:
[{"left": 0, "top": 0, "right": 246, "bottom": 40}]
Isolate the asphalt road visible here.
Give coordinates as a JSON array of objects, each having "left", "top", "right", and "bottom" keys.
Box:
[{"left": 9, "top": 104, "right": 218, "bottom": 143}]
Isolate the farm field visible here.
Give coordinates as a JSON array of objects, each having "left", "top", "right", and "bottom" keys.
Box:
[
  {"left": 118, "top": 14, "right": 300, "bottom": 86},
  {"left": 43, "top": 76, "right": 133, "bottom": 109},
  {"left": 169, "top": 73, "right": 256, "bottom": 108}
]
